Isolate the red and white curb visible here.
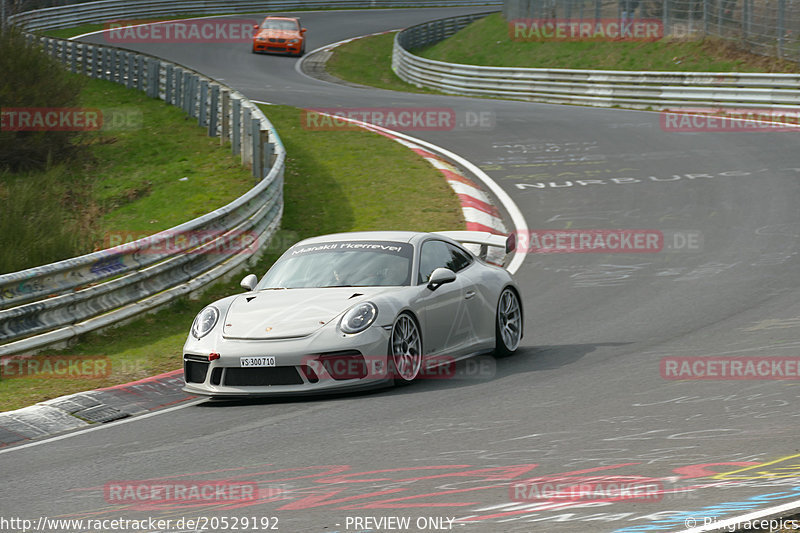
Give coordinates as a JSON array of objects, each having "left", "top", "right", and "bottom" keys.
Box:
[{"left": 360, "top": 125, "right": 507, "bottom": 235}]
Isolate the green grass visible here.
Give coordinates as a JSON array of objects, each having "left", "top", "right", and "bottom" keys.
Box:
[
  {"left": 325, "top": 31, "right": 436, "bottom": 94},
  {"left": 0, "top": 77, "right": 254, "bottom": 274},
  {"left": 0, "top": 104, "right": 464, "bottom": 412},
  {"left": 416, "top": 13, "right": 800, "bottom": 72}
]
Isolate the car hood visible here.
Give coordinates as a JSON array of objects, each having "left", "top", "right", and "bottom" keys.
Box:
[
  {"left": 255, "top": 29, "right": 300, "bottom": 39},
  {"left": 222, "top": 287, "right": 394, "bottom": 340}
]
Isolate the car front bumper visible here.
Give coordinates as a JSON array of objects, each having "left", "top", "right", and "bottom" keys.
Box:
[{"left": 183, "top": 325, "right": 392, "bottom": 397}]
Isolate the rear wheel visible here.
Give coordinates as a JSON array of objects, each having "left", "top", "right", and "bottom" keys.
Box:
[
  {"left": 495, "top": 288, "right": 522, "bottom": 357},
  {"left": 389, "top": 313, "right": 422, "bottom": 385}
]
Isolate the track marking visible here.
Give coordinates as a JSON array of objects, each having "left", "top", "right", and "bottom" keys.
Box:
[{"left": 0, "top": 399, "right": 204, "bottom": 455}]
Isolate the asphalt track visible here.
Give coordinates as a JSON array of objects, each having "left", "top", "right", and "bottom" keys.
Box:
[{"left": 2, "top": 7, "right": 800, "bottom": 533}]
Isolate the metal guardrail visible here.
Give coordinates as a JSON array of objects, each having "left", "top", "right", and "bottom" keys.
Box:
[
  {"left": 393, "top": 12, "right": 800, "bottom": 109},
  {"left": 0, "top": 34, "right": 285, "bottom": 355},
  {"left": 5, "top": 0, "right": 503, "bottom": 30}
]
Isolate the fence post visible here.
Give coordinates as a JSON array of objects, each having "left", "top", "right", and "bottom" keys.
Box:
[
  {"left": 198, "top": 79, "right": 208, "bottom": 126},
  {"left": 232, "top": 98, "right": 241, "bottom": 155},
  {"left": 241, "top": 105, "right": 252, "bottom": 166},
  {"left": 251, "top": 118, "right": 262, "bottom": 179},
  {"left": 137, "top": 55, "right": 145, "bottom": 91},
  {"left": 221, "top": 90, "right": 230, "bottom": 145},
  {"left": 165, "top": 64, "right": 173, "bottom": 103},
  {"left": 777, "top": 0, "right": 786, "bottom": 58},
  {"left": 209, "top": 85, "right": 219, "bottom": 137}
]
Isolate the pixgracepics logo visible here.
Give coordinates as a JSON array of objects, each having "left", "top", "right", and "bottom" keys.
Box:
[
  {"left": 301, "top": 108, "right": 494, "bottom": 132},
  {"left": 509, "top": 18, "right": 663, "bottom": 41},
  {"left": 103, "top": 18, "right": 259, "bottom": 43},
  {"left": 661, "top": 108, "right": 800, "bottom": 132}
]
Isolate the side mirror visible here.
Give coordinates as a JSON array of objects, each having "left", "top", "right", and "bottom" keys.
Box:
[
  {"left": 240, "top": 274, "right": 258, "bottom": 291},
  {"left": 301, "top": 28, "right": 307, "bottom": 34},
  {"left": 253, "top": 24, "right": 259, "bottom": 30},
  {"left": 427, "top": 267, "right": 456, "bottom": 290}
]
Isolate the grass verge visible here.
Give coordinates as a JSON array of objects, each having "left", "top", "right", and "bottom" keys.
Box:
[
  {"left": 326, "top": 12, "right": 799, "bottom": 93},
  {"left": 417, "top": 13, "right": 800, "bottom": 72},
  {"left": 0, "top": 77, "right": 254, "bottom": 273},
  {"left": 325, "top": 31, "right": 436, "bottom": 94},
  {"left": 0, "top": 104, "right": 464, "bottom": 412}
]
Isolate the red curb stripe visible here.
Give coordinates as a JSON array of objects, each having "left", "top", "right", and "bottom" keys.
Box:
[
  {"left": 97, "top": 368, "right": 183, "bottom": 391},
  {"left": 457, "top": 194, "right": 500, "bottom": 216},
  {"left": 444, "top": 171, "right": 479, "bottom": 188},
  {"left": 466, "top": 221, "right": 505, "bottom": 235}
]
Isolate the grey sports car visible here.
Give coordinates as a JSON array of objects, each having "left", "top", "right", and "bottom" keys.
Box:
[{"left": 182, "top": 230, "right": 522, "bottom": 397}]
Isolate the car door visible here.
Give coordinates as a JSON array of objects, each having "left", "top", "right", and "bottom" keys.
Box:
[{"left": 415, "top": 240, "right": 472, "bottom": 355}]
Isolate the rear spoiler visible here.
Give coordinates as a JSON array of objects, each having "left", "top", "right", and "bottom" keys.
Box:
[{"left": 434, "top": 231, "right": 517, "bottom": 261}]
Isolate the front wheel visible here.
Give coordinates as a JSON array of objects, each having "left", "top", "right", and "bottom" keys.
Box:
[
  {"left": 495, "top": 288, "right": 522, "bottom": 357},
  {"left": 389, "top": 313, "right": 422, "bottom": 385}
]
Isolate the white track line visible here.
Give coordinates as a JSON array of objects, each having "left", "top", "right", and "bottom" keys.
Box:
[{"left": 0, "top": 399, "right": 204, "bottom": 455}]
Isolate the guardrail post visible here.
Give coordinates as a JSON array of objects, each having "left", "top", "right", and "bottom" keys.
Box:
[
  {"left": 175, "top": 68, "right": 184, "bottom": 107},
  {"left": 232, "top": 98, "right": 241, "bottom": 155},
  {"left": 137, "top": 55, "right": 145, "bottom": 91},
  {"left": 221, "top": 90, "right": 230, "bottom": 145},
  {"left": 125, "top": 52, "right": 133, "bottom": 88},
  {"left": 165, "top": 64, "right": 174, "bottom": 104},
  {"left": 662, "top": 0, "right": 670, "bottom": 37},
  {"left": 251, "top": 118, "right": 262, "bottom": 179},
  {"left": 182, "top": 73, "right": 192, "bottom": 114},
  {"left": 242, "top": 105, "right": 252, "bottom": 166},
  {"left": 69, "top": 41, "right": 78, "bottom": 73},
  {"left": 198, "top": 79, "right": 208, "bottom": 126},
  {"left": 150, "top": 59, "right": 160, "bottom": 98},
  {"left": 91, "top": 45, "right": 100, "bottom": 78},
  {"left": 262, "top": 131, "right": 273, "bottom": 173},
  {"left": 209, "top": 85, "right": 219, "bottom": 137},
  {"left": 777, "top": 0, "right": 786, "bottom": 58}
]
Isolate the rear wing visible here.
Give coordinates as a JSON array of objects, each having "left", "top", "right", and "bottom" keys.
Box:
[{"left": 434, "top": 231, "right": 516, "bottom": 263}]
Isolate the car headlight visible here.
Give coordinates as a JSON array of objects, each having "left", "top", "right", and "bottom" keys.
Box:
[
  {"left": 191, "top": 306, "right": 219, "bottom": 339},
  {"left": 288, "top": 38, "right": 299, "bottom": 43},
  {"left": 340, "top": 302, "right": 377, "bottom": 334},
  {"left": 257, "top": 37, "right": 266, "bottom": 41}
]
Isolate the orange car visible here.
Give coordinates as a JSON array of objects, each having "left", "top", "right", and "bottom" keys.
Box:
[{"left": 252, "top": 16, "right": 306, "bottom": 56}]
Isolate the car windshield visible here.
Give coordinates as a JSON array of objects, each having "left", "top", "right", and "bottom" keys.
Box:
[
  {"left": 257, "top": 241, "right": 413, "bottom": 289},
  {"left": 260, "top": 20, "right": 298, "bottom": 31}
]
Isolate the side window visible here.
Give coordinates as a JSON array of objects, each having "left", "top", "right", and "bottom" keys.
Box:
[
  {"left": 418, "top": 240, "right": 453, "bottom": 284},
  {"left": 417, "top": 241, "right": 473, "bottom": 283},
  {"left": 446, "top": 243, "right": 473, "bottom": 273}
]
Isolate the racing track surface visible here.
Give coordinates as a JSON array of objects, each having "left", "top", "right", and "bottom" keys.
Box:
[{"left": 2, "top": 8, "right": 800, "bottom": 533}]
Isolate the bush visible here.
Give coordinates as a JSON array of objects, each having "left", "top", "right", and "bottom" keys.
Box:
[{"left": 0, "top": 25, "right": 86, "bottom": 171}]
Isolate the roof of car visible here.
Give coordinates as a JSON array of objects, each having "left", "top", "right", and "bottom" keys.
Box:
[{"left": 295, "top": 231, "right": 432, "bottom": 247}]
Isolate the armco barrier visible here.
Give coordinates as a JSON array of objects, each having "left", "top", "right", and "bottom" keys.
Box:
[
  {"left": 6, "top": 0, "right": 503, "bottom": 30},
  {"left": 0, "top": 34, "right": 285, "bottom": 355},
  {"left": 393, "top": 12, "right": 800, "bottom": 110}
]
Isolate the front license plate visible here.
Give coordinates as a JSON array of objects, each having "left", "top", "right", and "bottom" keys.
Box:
[{"left": 240, "top": 356, "right": 276, "bottom": 367}]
